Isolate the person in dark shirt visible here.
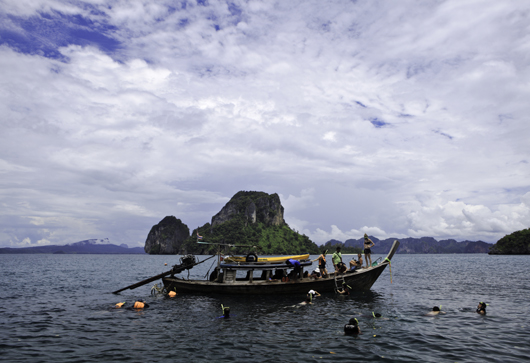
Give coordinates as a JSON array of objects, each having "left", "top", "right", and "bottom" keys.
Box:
[
  {"left": 476, "top": 302, "right": 487, "bottom": 315},
  {"left": 344, "top": 318, "right": 361, "bottom": 335}
]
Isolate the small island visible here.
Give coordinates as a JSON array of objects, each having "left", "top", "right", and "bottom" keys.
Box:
[{"left": 488, "top": 228, "right": 530, "bottom": 255}]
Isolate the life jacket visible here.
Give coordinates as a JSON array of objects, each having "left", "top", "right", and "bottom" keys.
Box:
[
  {"left": 168, "top": 291, "right": 177, "bottom": 297},
  {"left": 133, "top": 301, "right": 145, "bottom": 309}
]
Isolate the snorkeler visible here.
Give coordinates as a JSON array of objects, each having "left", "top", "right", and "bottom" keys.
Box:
[
  {"left": 337, "top": 282, "right": 351, "bottom": 295},
  {"left": 307, "top": 289, "right": 321, "bottom": 302},
  {"left": 476, "top": 302, "right": 487, "bottom": 315},
  {"left": 133, "top": 300, "right": 149, "bottom": 309},
  {"left": 115, "top": 302, "right": 126, "bottom": 308},
  {"left": 425, "top": 306, "right": 445, "bottom": 316},
  {"left": 344, "top": 318, "right": 361, "bottom": 335},
  {"left": 219, "top": 304, "right": 231, "bottom": 318}
]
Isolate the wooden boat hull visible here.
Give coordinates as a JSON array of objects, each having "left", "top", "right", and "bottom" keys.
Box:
[{"left": 163, "top": 240, "right": 399, "bottom": 295}]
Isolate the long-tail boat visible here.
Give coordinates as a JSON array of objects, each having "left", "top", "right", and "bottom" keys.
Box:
[{"left": 159, "top": 240, "right": 399, "bottom": 295}]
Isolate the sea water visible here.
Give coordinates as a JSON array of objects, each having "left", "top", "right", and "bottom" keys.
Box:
[{"left": 1, "top": 253, "right": 529, "bottom": 362}]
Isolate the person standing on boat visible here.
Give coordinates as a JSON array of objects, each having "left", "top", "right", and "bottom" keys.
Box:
[
  {"left": 363, "top": 234, "right": 375, "bottom": 268},
  {"left": 332, "top": 246, "right": 343, "bottom": 272},
  {"left": 312, "top": 249, "right": 329, "bottom": 278}
]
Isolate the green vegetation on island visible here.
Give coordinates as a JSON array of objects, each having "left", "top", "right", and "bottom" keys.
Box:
[
  {"left": 144, "top": 191, "right": 320, "bottom": 255},
  {"left": 489, "top": 228, "right": 530, "bottom": 255}
]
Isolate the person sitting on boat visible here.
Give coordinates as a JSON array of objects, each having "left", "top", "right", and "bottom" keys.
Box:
[
  {"left": 357, "top": 253, "right": 363, "bottom": 268},
  {"left": 344, "top": 318, "right": 361, "bottom": 335},
  {"left": 133, "top": 300, "right": 149, "bottom": 309},
  {"left": 425, "top": 306, "right": 445, "bottom": 316},
  {"left": 363, "top": 234, "right": 375, "bottom": 268},
  {"left": 337, "top": 261, "right": 347, "bottom": 274},
  {"left": 332, "top": 247, "right": 343, "bottom": 272},
  {"left": 349, "top": 255, "right": 362, "bottom": 272},
  {"left": 312, "top": 249, "right": 329, "bottom": 278},
  {"left": 307, "top": 289, "right": 321, "bottom": 302},
  {"left": 272, "top": 269, "right": 285, "bottom": 280},
  {"left": 476, "top": 302, "right": 487, "bottom": 315},
  {"left": 310, "top": 267, "right": 321, "bottom": 279},
  {"left": 286, "top": 259, "right": 301, "bottom": 280}
]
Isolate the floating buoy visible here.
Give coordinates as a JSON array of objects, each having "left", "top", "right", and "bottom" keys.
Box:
[{"left": 164, "top": 263, "right": 167, "bottom": 266}]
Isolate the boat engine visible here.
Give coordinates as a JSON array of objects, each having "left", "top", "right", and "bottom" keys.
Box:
[{"left": 171, "top": 254, "right": 197, "bottom": 275}]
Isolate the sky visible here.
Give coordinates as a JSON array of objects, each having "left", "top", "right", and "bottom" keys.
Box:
[{"left": 1, "top": 0, "right": 529, "bottom": 248}]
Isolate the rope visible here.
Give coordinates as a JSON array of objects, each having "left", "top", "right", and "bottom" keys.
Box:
[
  {"left": 204, "top": 258, "right": 217, "bottom": 279},
  {"left": 385, "top": 258, "right": 392, "bottom": 284}
]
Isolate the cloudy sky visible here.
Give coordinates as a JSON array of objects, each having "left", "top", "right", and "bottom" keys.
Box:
[{"left": 1, "top": 0, "right": 529, "bottom": 248}]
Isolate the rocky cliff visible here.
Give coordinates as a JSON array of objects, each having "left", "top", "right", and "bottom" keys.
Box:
[
  {"left": 211, "top": 191, "right": 285, "bottom": 229},
  {"left": 144, "top": 216, "right": 190, "bottom": 255}
]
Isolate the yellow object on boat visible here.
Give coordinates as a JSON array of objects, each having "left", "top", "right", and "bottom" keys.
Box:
[{"left": 223, "top": 254, "right": 309, "bottom": 263}]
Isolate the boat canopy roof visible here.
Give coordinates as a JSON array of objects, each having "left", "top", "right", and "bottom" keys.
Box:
[{"left": 221, "top": 259, "right": 313, "bottom": 270}]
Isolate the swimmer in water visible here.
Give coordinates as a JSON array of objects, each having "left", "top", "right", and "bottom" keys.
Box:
[
  {"left": 299, "top": 297, "right": 313, "bottom": 305},
  {"left": 220, "top": 304, "right": 230, "bottom": 318},
  {"left": 133, "top": 300, "right": 149, "bottom": 309},
  {"left": 307, "top": 289, "right": 321, "bottom": 302},
  {"left": 115, "top": 302, "right": 126, "bottom": 308},
  {"left": 337, "top": 282, "right": 351, "bottom": 295},
  {"left": 476, "top": 302, "right": 487, "bottom": 315},
  {"left": 344, "top": 318, "right": 361, "bottom": 335},
  {"left": 425, "top": 306, "right": 445, "bottom": 316}
]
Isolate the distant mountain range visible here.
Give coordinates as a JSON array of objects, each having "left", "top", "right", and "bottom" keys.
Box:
[
  {"left": 0, "top": 238, "right": 146, "bottom": 254},
  {"left": 324, "top": 236, "right": 492, "bottom": 254}
]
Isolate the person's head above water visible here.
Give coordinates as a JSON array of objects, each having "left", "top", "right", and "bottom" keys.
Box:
[
  {"left": 372, "top": 312, "right": 382, "bottom": 318},
  {"left": 349, "top": 318, "right": 358, "bottom": 326},
  {"left": 477, "top": 302, "right": 487, "bottom": 314},
  {"left": 432, "top": 306, "right": 440, "bottom": 312}
]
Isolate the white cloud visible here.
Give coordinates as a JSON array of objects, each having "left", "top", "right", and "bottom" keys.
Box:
[{"left": 1, "top": 0, "right": 529, "bottom": 247}]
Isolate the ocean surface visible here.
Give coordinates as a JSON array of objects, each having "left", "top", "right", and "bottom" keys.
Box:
[{"left": 1, "top": 253, "right": 529, "bottom": 362}]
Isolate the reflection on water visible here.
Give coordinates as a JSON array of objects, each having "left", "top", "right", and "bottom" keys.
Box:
[{"left": 1, "top": 254, "right": 529, "bottom": 362}]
